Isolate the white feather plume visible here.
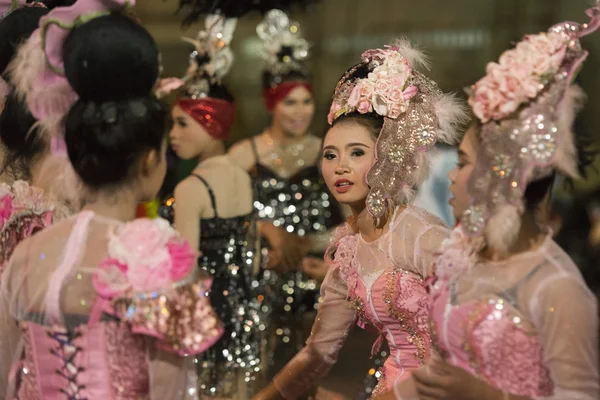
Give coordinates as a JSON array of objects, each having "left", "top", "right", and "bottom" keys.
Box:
[
  {"left": 434, "top": 93, "right": 470, "bottom": 145},
  {"left": 484, "top": 204, "right": 523, "bottom": 258},
  {"left": 554, "top": 84, "right": 586, "bottom": 179},
  {"left": 392, "top": 38, "right": 430, "bottom": 71}
]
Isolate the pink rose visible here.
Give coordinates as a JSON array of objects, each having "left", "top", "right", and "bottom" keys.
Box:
[
  {"left": 387, "top": 89, "right": 403, "bottom": 103},
  {"left": 387, "top": 103, "right": 404, "bottom": 119},
  {"left": 167, "top": 239, "right": 196, "bottom": 282},
  {"left": 357, "top": 99, "right": 373, "bottom": 114},
  {"left": 375, "top": 79, "right": 391, "bottom": 97},
  {"left": 358, "top": 80, "right": 375, "bottom": 99},
  {"left": 127, "top": 249, "right": 173, "bottom": 292},
  {"left": 93, "top": 258, "right": 130, "bottom": 298},
  {"left": 470, "top": 80, "right": 507, "bottom": 122},
  {"left": 109, "top": 218, "right": 173, "bottom": 265}
]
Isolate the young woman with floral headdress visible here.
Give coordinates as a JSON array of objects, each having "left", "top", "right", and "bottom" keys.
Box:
[
  {"left": 386, "top": 5, "right": 600, "bottom": 400},
  {"left": 252, "top": 39, "right": 468, "bottom": 400},
  {"left": 158, "top": 14, "right": 264, "bottom": 399},
  {"left": 0, "top": 1, "right": 223, "bottom": 397}
]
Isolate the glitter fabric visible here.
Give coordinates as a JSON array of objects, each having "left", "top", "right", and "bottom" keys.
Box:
[
  {"left": 421, "top": 226, "right": 598, "bottom": 399},
  {"left": 327, "top": 41, "right": 467, "bottom": 222},
  {"left": 0, "top": 181, "right": 66, "bottom": 279},
  {"left": 463, "top": 5, "right": 600, "bottom": 247},
  {"left": 176, "top": 97, "right": 235, "bottom": 141},
  {"left": 159, "top": 175, "right": 264, "bottom": 398}
]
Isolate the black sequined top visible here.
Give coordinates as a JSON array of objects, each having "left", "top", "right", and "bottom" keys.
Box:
[
  {"left": 249, "top": 138, "right": 344, "bottom": 319},
  {"left": 158, "top": 174, "right": 262, "bottom": 397}
]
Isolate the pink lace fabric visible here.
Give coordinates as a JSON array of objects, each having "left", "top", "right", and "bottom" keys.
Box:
[
  {"left": 423, "top": 227, "right": 599, "bottom": 399},
  {"left": 273, "top": 207, "right": 448, "bottom": 399},
  {"left": 0, "top": 212, "right": 221, "bottom": 399},
  {"left": 0, "top": 181, "right": 67, "bottom": 279}
]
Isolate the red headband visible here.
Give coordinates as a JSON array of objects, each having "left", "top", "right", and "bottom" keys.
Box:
[
  {"left": 263, "top": 81, "right": 313, "bottom": 111},
  {"left": 176, "top": 97, "right": 235, "bottom": 141}
]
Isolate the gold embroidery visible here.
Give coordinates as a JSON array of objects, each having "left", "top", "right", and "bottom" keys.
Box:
[{"left": 383, "top": 268, "right": 427, "bottom": 365}]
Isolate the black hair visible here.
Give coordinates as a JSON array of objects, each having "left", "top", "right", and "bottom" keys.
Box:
[
  {"left": 262, "top": 63, "right": 311, "bottom": 91},
  {"left": 0, "top": 6, "right": 50, "bottom": 77},
  {"left": 0, "top": 89, "right": 45, "bottom": 180},
  {"left": 63, "top": 14, "right": 167, "bottom": 189}
]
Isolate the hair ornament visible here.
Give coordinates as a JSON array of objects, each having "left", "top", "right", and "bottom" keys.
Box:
[
  {"left": 257, "top": 9, "right": 310, "bottom": 86},
  {"left": 329, "top": 39, "right": 468, "bottom": 222},
  {"left": 9, "top": 0, "right": 134, "bottom": 153},
  {"left": 462, "top": 4, "right": 600, "bottom": 255}
]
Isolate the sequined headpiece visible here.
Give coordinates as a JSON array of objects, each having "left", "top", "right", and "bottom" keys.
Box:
[
  {"left": 462, "top": 5, "right": 600, "bottom": 255},
  {"left": 257, "top": 8, "right": 311, "bottom": 102},
  {"left": 174, "top": 15, "right": 237, "bottom": 140},
  {"left": 329, "top": 40, "right": 468, "bottom": 222}
]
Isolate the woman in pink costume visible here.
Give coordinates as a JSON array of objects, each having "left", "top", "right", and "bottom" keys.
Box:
[
  {"left": 0, "top": 1, "right": 223, "bottom": 398},
  {"left": 253, "top": 40, "right": 468, "bottom": 400},
  {"left": 387, "top": 5, "right": 600, "bottom": 400},
  {"left": 0, "top": 1, "right": 73, "bottom": 276}
]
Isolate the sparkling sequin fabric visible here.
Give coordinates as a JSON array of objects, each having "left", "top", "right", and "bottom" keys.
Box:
[
  {"left": 0, "top": 181, "right": 63, "bottom": 279},
  {"left": 159, "top": 177, "right": 263, "bottom": 397},
  {"left": 427, "top": 227, "right": 599, "bottom": 399},
  {"left": 251, "top": 135, "right": 344, "bottom": 322},
  {"left": 272, "top": 207, "right": 448, "bottom": 399}
]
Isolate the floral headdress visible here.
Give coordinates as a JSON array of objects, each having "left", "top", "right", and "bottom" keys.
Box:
[
  {"left": 462, "top": 5, "right": 600, "bottom": 255},
  {"left": 328, "top": 40, "right": 468, "bottom": 222}
]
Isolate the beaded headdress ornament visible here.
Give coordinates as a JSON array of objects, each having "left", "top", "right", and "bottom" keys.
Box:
[
  {"left": 328, "top": 40, "right": 468, "bottom": 222},
  {"left": 174, "top": 15, "right": 237, "bottom": 140},
  {"left": 463, "top": 4, "right": 600, "bottom": 255},
  {"left": 257, "top": 9, "right": 313, "bottom": 110}
]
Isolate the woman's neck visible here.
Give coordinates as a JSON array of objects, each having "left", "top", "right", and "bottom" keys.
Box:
[
  {"left": 197, "top": 142, "right": 225, "bottom": 163},
  {"left": 82, "top": 189, "right": 139, "bottom": 222},
  {"left": 268, "top": 124, "right": 306, "bottom": 146},
  {"left": 351, "top": 202, "right": 389, "bottom": 241}
]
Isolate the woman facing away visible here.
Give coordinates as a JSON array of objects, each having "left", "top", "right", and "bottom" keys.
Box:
[
  {"left": 227, "top": 11, "right": 345, "bottom": 383},
  {"left": 159, "top": 15, "right": 262, "bottom": 400},
  {"left": 0, "top": 3, "right": 74, "bottom": 275},
  {"left": 387, "top": 5, "right": 600, "bottom": 400},
  {"left": 0, "top": 2, "right": 222, "bottom": 398},
  {"left": 252, "top": 39, "right": 468, "bottom": 400}
]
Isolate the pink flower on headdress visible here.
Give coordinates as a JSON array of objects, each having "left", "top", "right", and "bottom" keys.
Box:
[
  {"left": 469, "top": 31, "right": 568, "bottom": 122},
  {"left": 357, "top": 99, "right": 373, "bottom": 114}
]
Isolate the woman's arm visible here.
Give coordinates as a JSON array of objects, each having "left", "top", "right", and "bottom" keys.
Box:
[
  {"left": 253, "top": 266, "right": 357, "bottom": 400},
  {"left": 173, "top": 177, "right": 206, "bottom": 249}
]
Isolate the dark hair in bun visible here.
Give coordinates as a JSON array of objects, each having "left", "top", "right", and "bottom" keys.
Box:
[
  {"left": 0, "top": 89, "right": 45, "bottom": 179},
  {"left": 0, "top": 6, "right": 50, "bottom": 77},
  {"left": 63, "top": 14, "right": 167, "bottom": 189}
]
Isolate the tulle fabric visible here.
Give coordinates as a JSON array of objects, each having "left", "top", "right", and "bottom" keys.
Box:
[
  {"left": 272, "top": 207, "right": 449, "bottom": 399},
  {"left": 0, "top": 213, "right": 210, "bottom": 399},
  {"left": 394, "top": 229, "right": 599, "bottom": 399}
]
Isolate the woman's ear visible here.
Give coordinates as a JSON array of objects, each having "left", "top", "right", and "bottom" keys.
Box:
[{"left": 141, "top": 148, "right": 160, "bottom": 177}]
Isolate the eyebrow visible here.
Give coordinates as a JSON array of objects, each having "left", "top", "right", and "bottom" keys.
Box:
[
  {"left": 458, "top": 149, "right": 468, "bottom": 158},
  {"left": 323, "top": 142, "right": 371, "bottom": 151}
]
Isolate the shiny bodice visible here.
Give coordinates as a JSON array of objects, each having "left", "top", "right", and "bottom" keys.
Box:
[
  {"left": 15, "top": 319, "right": 150, "bottom": 400},
  {"left": 429, "top": 280, "right": 554, "bottom": 398},
  {"left": 252, "top": 163, "right": 343, "bottom": 238}
]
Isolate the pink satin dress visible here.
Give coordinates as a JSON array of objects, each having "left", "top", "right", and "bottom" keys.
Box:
[{"left": 273, "top": 207, "right": 448, "bottom": 399}]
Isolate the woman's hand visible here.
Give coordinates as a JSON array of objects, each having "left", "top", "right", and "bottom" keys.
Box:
[
  {"left": 411, "top": 359, "right": 504, "bottom": 400},
  {"left": 259, "top": 221, "right": 309, "bottom": 273},
  {"left": 302, "top": 257, "right": 329, "bottom": 282}
]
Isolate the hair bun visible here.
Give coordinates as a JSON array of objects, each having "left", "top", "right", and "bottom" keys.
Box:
[{"left": 63, "top": 14, "right": 159, "bottom": 102}]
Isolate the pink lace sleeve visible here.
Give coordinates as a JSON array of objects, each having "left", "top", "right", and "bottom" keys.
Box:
[
  {"left": 530, "top": 277, "right": 599, "bottom": 399},
  {"left": 273, "top": 258, "right": 357, "bottom": 399}
]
